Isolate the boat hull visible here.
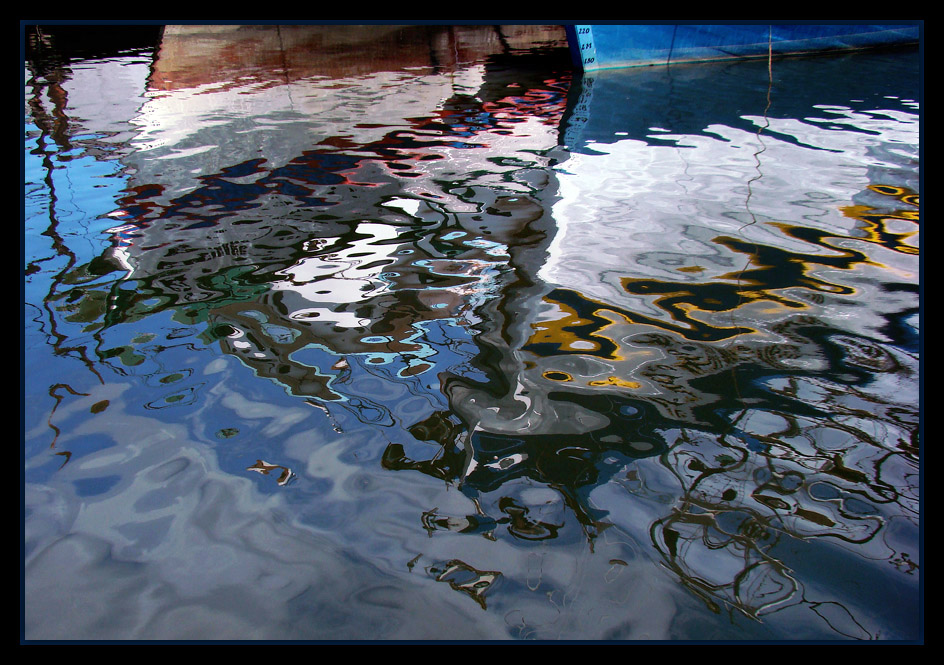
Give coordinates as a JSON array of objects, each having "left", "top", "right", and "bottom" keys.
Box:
[{"left": 567, "top": 24, "right": 920, "bottom": 70}]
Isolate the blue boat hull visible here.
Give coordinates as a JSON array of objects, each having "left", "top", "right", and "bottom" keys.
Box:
[{"left": 567, "top": 24, "right": 920, "bottom": 70}]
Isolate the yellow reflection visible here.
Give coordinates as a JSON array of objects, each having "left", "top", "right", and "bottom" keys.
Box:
[
  {"left": 527, "top": 294, "right": 628, "bottom": 358},
  {"left": 839, "top": 183, "right": 920, "bottom": 257},
  {"left": 530, "top": 301, "right": 602, "bottom": 353},
  {"left": 542, "top": 370, "right": 573, "bottom": 382},
  {"left": 587, "top": 376, "right": 641, "bottom": 389}
]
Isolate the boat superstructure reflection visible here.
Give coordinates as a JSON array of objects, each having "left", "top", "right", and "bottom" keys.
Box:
[{"left": 524, "top": 53, "right": 919, "bottom": 628}]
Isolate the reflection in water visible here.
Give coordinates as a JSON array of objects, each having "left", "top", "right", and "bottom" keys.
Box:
[
  {"left": 428, "top": 558, "right": 503, "bottom": 610},
  {"left": 247, "top": 459, "right": 296, "bottom": 486},
  {"left": 23, "top": 25, "right": 919, "bottom": 641}
]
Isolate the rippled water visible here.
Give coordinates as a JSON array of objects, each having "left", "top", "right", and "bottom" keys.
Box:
[{"left": 23, "top": 26, "right": 920, "bottom": 641}]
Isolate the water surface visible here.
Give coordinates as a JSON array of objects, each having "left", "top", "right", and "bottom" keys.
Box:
[{"left": 23, "top": 26, "right": 920, "bottom": 641}]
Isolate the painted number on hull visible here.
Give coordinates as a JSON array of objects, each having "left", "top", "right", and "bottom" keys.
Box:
[{"left": 576, "top": 26, "right": 596, "bottom": 67}]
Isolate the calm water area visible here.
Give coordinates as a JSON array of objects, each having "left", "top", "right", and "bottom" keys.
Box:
[{"left": 23, "top": 25, "right": 921, "bottom": 641}]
